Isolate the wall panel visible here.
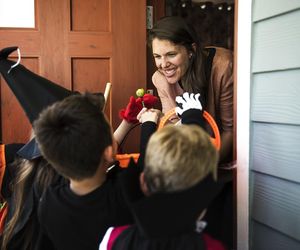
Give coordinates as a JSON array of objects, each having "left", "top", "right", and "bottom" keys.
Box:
[
  {"left": 252, "top": 10, "right": 300, "bottom": 72},
  {"left": 251, "top": 221, "right": 300, "bottom": 250},
  {"left": 71, "top": 0, "right": 110, "bottom": 31},
  {"left": 251, "top": 173, "right": 300, "bottom": 241},
  {"left": 253, "top": 0, "right": 300, "bottom": 22},
  {"left": 252, "top": 69, "right": 300, "bottom": 125},
  {"left": 251, "top": 123, "right": 300, "bottom": 182}
]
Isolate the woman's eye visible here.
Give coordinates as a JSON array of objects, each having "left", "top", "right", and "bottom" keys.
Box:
[
  {"left": 168, "top": 53, "right": 176, "bottom": 57},
  {"left": 153, "top": 55, "right": 161, "bottom": 59}
]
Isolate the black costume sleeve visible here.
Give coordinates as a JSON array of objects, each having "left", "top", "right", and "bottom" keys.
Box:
[
  {"left": 137, "top": 121, "right": 157, "bottom": 170},
  {"left": 181, "top": 109, "right": 205, "bottom": 128}
]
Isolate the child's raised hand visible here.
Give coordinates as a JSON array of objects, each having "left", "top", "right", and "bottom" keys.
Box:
[
  {"left": 175, "top": 92, "right": 203, "bottom": 117},
  {"left": 119, "top": 93, "right": 159, "bottom": 124},
  {"left": 119, "top": 96, "right": 143, "bottom": 123},
  {"left": 137, "top": 108, "right": 161, "bottom": 124}
]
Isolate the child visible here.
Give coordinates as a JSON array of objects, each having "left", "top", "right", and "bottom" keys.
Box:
[
  {"left": 1, "top": 154, "right": 61, "bottom": 250},
  {"left": 100, "top": 93, "right": 226, "bottom": 250},
  {"left": 33, "top": 92, "right": 161, "bottom": 250}
]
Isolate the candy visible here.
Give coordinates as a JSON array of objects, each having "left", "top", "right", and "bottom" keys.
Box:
[{"left": 136, "top": 88, "right": 145, "bottom": 97}]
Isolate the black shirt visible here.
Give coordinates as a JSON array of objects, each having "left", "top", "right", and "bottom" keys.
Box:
[
  {"left": 37, "top": 122, "right": 157, "bottom": 250},
  {"left": 38, "top": 167, "right": 133, "bottom": 250}
]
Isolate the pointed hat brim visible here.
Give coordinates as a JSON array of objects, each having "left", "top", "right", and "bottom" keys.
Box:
[{"left": 0, "top": 47, "right": 73, "bottom": 159}]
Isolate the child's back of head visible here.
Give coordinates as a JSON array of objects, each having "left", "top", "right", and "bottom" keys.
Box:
[
  {"left": 34, "top": 92, "right": 113, "bottom": 181},
  {"left": 144, "top": 124, "right": 218, "bottom": 194}
]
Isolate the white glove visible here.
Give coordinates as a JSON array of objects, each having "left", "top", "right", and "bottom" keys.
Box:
[{"left": 175, "top": 92, "right": 203, "bottom": 116}]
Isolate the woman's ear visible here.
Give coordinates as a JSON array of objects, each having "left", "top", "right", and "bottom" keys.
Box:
[
  {"left": 139, "top": 172, "right": 150, "bottom": 196},
  {"left": 192, "top": 42, "right": 197, "bottom": 52},
  {"left": 103, "top": 145, "right": 113, "bottom": 163}
]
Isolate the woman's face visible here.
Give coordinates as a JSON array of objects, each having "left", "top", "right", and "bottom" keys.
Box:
[{"left": 152, "top": 38, "right": 190, "bottom": 84}]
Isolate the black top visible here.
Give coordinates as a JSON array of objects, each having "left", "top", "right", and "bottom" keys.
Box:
[{"left": 38, "top": 171, "right": 133, "bottom": 250}]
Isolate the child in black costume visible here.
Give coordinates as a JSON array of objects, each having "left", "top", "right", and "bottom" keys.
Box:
[
  {"left": 33, "top": 92, "right": 161, "bottom": 250},
  {"left": 100, "top": 93, "right": 226, "bottom": 250},
  {"left": 1, "top": 153, "right": 61, "bottom": 250}
]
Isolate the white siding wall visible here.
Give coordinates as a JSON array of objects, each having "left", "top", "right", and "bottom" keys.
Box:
[{"left": 250, "top": 1, "right": 300, "bottom": 249}]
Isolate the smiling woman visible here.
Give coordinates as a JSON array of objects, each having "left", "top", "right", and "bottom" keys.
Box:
[{"left": 148, "top": 16, "right": 233, "bottom": 165}]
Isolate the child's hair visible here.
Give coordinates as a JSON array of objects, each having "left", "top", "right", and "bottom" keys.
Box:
[
  {"left": 144, "top": 124, "right": 218, "bottom": 194},
  {"left": 34, "top": 92, "right": 112, "bottom": 180},
  {"left": 1, "top": 157, "right": 56, "bottom": 250}
]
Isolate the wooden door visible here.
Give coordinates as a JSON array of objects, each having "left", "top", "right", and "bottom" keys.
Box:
[{"left": 0, "top": 0, "right": 146, "bottom": 152}]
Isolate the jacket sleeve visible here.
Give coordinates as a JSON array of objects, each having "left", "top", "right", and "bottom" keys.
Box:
[{"left": 212, "top": 48, "right": 233, "bottom": 132}]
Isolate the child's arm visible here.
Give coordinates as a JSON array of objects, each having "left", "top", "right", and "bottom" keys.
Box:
[
  {"left": 114, "top": 94, "right": 159, "bottom": 146},
  {"left": 113, "top": 120, "right": 135, "bottom": 146},
  {"left": 114, "top": 96, "right": 141, "bottom": 145},
  {"left": 137, "top": 108, "right": 161, "bottom": 169}
]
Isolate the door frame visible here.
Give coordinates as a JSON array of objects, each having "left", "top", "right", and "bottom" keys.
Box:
[{"left": 235, "top": 0, "right": 252, "bottom": 249}]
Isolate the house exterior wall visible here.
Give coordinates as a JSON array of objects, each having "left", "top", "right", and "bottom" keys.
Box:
[{"left": 250, "top": 1, "right": 300, "bottom": 249}]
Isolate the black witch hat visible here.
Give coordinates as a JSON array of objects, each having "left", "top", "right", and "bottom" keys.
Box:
[{"left": 0, "top": 46, "right": 73, "bottom": 159}]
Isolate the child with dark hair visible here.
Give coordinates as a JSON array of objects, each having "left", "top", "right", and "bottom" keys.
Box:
[
  {"left": 99, "top": 93, "right": 226, "bottom": 250},
  {"left": 33, "top": 92, "right": 161, "bottom": 250},
  {"left": 0, "top": 95, "right": 157, "bottom": 250}
]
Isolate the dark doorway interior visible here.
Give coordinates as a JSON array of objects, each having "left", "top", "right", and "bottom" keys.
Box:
[{"left": 165, "top": 0, "right": 234, "bottom": 50}]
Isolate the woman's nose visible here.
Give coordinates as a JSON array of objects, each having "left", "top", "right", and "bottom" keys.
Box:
[{"left": 160, "top": 57, "right": 169, "bottom": 68}]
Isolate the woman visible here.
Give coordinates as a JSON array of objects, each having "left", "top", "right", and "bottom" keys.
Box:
[{"left": 148, "top": 16, "right": 233, "bottom": 164}]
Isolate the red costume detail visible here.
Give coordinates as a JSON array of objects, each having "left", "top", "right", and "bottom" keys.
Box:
[{"left": 119, "top": 94, "right": 158, "bottom": 123}]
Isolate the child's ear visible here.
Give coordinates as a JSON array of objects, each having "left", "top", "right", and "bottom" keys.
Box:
[
  {"left": 103, "top": 145, "right": 113, "bottom": 163},
  {"left": 139, "top": 172, "right": 150, "bottom": 196}
]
